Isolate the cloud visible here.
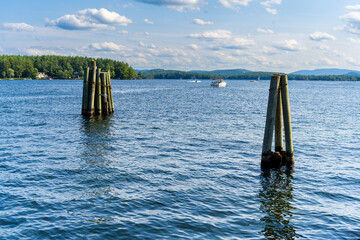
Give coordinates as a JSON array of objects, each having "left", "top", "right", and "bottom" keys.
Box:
[
  {"left": 265, "top": 8, "right": 277, "bottom": 15},
  {"left": 262, "top": 46, "right": 278, "bottom": 55},
  {"left": 1, "top": 22, "right": 34, "bottom": 32},
  {"left": 345, "top": 5, "right": 360, "bottom": 11},
  {"left": 118, "top": 30, "right": 129, "bottom": 34},
  {"left": 261, "top": 0, "right": 281, "bottom": 14},
  {"left": 309, "top": 32, "right": 336, "bottom": 41},
  {"left": 218, "top": 0, "right": 253, "bottom": 9},
  {"left": 339, "top": 5, "right": 360, "bottom": 35},
  {"left": 348, "top": 37, "right": 360, "bottom": 43},
  {"left": 306, "top": 57, "right": 339, "bottom": 67},
  {"left": 24, "top": 48, "right": 57, "bottom": 55},
  {"left": 192, "top": 18, "right": 214, "bottom": 25},
  {"left": 273, "top": 39, "right": 305, "bottom": 51},
  {"left": 189, "top": 44, "right": 199, "bottom": 49},
  {"left": 256, "top": 28, "right": 274, "bottom": 34},
  {"left": 223, "top": 37, "right": 255, "bottom": 49},
  {"left": 261, "top": 0, "right": 281, "bottom": 7},
  {"left": 138, "top": 41, "right": 157, "bottom": 48},
  {"left": 189, "top": 29, "right": 232, "bottom": 39},
  {"left": 208, "top": 37, "right": 255, "bottom": 51},
  {"left": 144, "top": 19, "right": 154, "bottom": 24},
  {"left": 46, "top": 8, "right": 132, "bottom": 30},
  {"left": 134, "top": 0, "right": 205, "bottom": 11},
  {"left": 89, "top": 42, "right": 128, "bottom": 52},
  {"left": 218, "top": 0, "right": 281, "bottom": 13}
]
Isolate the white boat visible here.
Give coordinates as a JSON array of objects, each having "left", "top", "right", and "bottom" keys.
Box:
[{"left": 211, "top": 79, "right": 227, "bottom": 87}]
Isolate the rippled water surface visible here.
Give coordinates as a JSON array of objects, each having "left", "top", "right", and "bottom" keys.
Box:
[{"left": 1, "top": 79, "right": 359, "bottom": 239}]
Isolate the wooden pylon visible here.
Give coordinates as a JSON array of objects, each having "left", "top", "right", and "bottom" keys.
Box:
[
  {"left": 81, "top": 60, "right": 114, "bottom": 116},
  {"left": 261, "top": 74, "right": 293, "bottom": 169}
]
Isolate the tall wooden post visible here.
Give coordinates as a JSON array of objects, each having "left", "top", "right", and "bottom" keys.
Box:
[
  {"left": 81, "top": 67, "right": 90, "bottom": 115},
  {"left": 261, "top": 74, "right": 294, "bottom": 169},
  {"left": 95, "top": 68, "right": 102, "bottom": 115},
  {"left": 100, "top": 73, "right": 109, "bottom": 116},
  {"left": 107, "top": 71, "right": 114, "bottom": 113},
  {"left": 82, "top": 61, "right": 114, "bottom": 116},
  {"left": 262, "top": 74, "right": 281, "bottom": 168},
  {"left": 275, "top": 87, "right": 283, "bottom": 152},
  {"left": 87, "top": 60, "right": 97, "bottom": 115},
  {"left": 280, "top": 75, "right": 294, "bottom": 165}
]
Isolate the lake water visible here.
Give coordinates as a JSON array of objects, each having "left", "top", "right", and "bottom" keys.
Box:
[{"left": 1, "top": 79, "right": 359, "bottom": 239}]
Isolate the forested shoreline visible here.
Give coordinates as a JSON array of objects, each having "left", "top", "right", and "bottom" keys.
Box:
[
  {"left": 140, "top": 70, "right": 360, "bottom": 81},
  {"left": 1, "top": 55, "right": 359, "bottom": 81},
  {"left": 0, "top": 55, "right": 138, "bottom": 79}
]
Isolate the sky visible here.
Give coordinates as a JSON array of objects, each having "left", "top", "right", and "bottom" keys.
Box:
[{"left": 1, "top": 0, "right": 360, "bottom": 72}]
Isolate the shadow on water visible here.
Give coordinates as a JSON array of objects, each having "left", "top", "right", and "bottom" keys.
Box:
[{"left": 259, "top": 169, "right": 302, "bottom": 239}]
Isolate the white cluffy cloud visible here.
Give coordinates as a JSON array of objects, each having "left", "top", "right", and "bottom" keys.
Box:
[
  {"left": 1, "top": 22, "right": 34, "bottom": 32},
  {"left": 261, "top": 0, "right": 281, "bottom": 15},
  {"left": 256, "top": 28, "right": 274, "bottom": 34},
  {"left": 89, "top": 42, "right": 128, "bottom": 52},
  {"left": 222, "top": 37, "right": 255, "bottom": 49},
  {"left": 144, "top": 19, "right": 154, "bottom": 24},
  {"left": 273, "top": 39, "right": 305, "bottom": 51},
  {"left": 218, "top": 0, "right": 253, "bottom": 9},
  {"left": 340, "top": 5, "right": 360, "bottom": 35},
  {"left": 24, "top": 48, "right": 57, "bottom": 55},
  {"left": 134, "top": 0, "right": 205, "bottom": 11},
  {"left": 193, "top": 18, "right": 214, "bottom": 25},
  {"left": 46, "top": 8, "right": 132, "bottom": 30},
  {"left": 189, "top": 29, "right": 232, "bottom": 39},
  {"left": 309, "top": 32, "right": 336, "bottom": 41},
  {"left": 345, "top": 5, "right": 360, "bottom": 11}
]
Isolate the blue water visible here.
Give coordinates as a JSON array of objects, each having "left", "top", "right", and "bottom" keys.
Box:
[{"left": 1, "top": 79, "right": 359, "bottom": 239}]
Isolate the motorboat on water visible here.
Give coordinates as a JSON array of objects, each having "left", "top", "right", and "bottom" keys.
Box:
[{"left": 210, "top": 79, "right": 227, "bottom": 87}]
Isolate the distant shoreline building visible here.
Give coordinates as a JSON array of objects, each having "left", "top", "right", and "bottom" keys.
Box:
[{"left": 36, "top": 72, "right": 52, "bottom": 79}]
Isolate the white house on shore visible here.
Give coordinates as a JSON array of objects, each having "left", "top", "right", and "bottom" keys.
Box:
[{"left": 36, "top": 72, "right": 49, "bottom": 79}]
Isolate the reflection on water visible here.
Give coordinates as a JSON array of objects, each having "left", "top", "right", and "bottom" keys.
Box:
[
  {"left": 79, "top": 115, "right": 116, "bottom": 201},
  {"left": 80, "top": 115, "right": 114, "bottom": 166},
  {"left": 259, "top": 169, "right": 301, "bottom": 239}
]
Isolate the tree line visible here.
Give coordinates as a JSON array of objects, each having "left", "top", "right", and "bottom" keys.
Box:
[
  {"left": 0, "top": 55, "right": 138, "bottom": 79},
  {"left": 140, "top": 70, "right": 360, "bottom": 81}
]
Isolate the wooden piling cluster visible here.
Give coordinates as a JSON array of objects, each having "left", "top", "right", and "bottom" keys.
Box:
[
  {"left": 82, "top": 60, "right": 114, "bottom": 116},
  {"left": 261, "top": 74, "right": 294, "bottom": 169}
]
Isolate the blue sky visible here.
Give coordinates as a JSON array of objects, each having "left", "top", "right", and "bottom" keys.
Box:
[{"left": 1, "top": 0, "right": 360, "bottom": 72}]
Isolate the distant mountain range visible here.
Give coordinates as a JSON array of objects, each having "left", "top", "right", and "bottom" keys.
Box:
[
  {"left": 137, "top": 68, "right": 360, "bottom": 76},
  {"left": 290, "top": 68, "right": 360, "bottom": 76}
]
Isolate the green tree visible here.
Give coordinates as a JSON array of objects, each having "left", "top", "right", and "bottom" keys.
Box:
[{"left": 7, "top": 68, "right": 15, "bottom": 78}]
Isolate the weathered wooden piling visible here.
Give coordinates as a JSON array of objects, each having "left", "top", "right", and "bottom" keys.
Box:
[
  {"left": 95, "top": 68, "right": 102, "bottom": 115},
  {"left": 81, "top": 60, "right": 114, "bottom": 116},
  {"left": 87, "top": 61, "right": 97, "bottom": 115},
  {"left": 280, "top": 74, "right": 294, "bottom": 165},
  {"left": 107, "top": 71, "right": 114, "bottom": 113},
  {"left": 262, "top": 74, "right": 281, "bottom": 168},
  {"left": 81, "top": 67, "right": 90, "bottom": 115},
  {"left": 100, "top": 73, "right": 109, "bottom": 116},
  {"left": 261, "top": 74, "right": 294, "bottom": 169},
  {"left": 275, "top": 87, "right": 283, "bottom": 152}
]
